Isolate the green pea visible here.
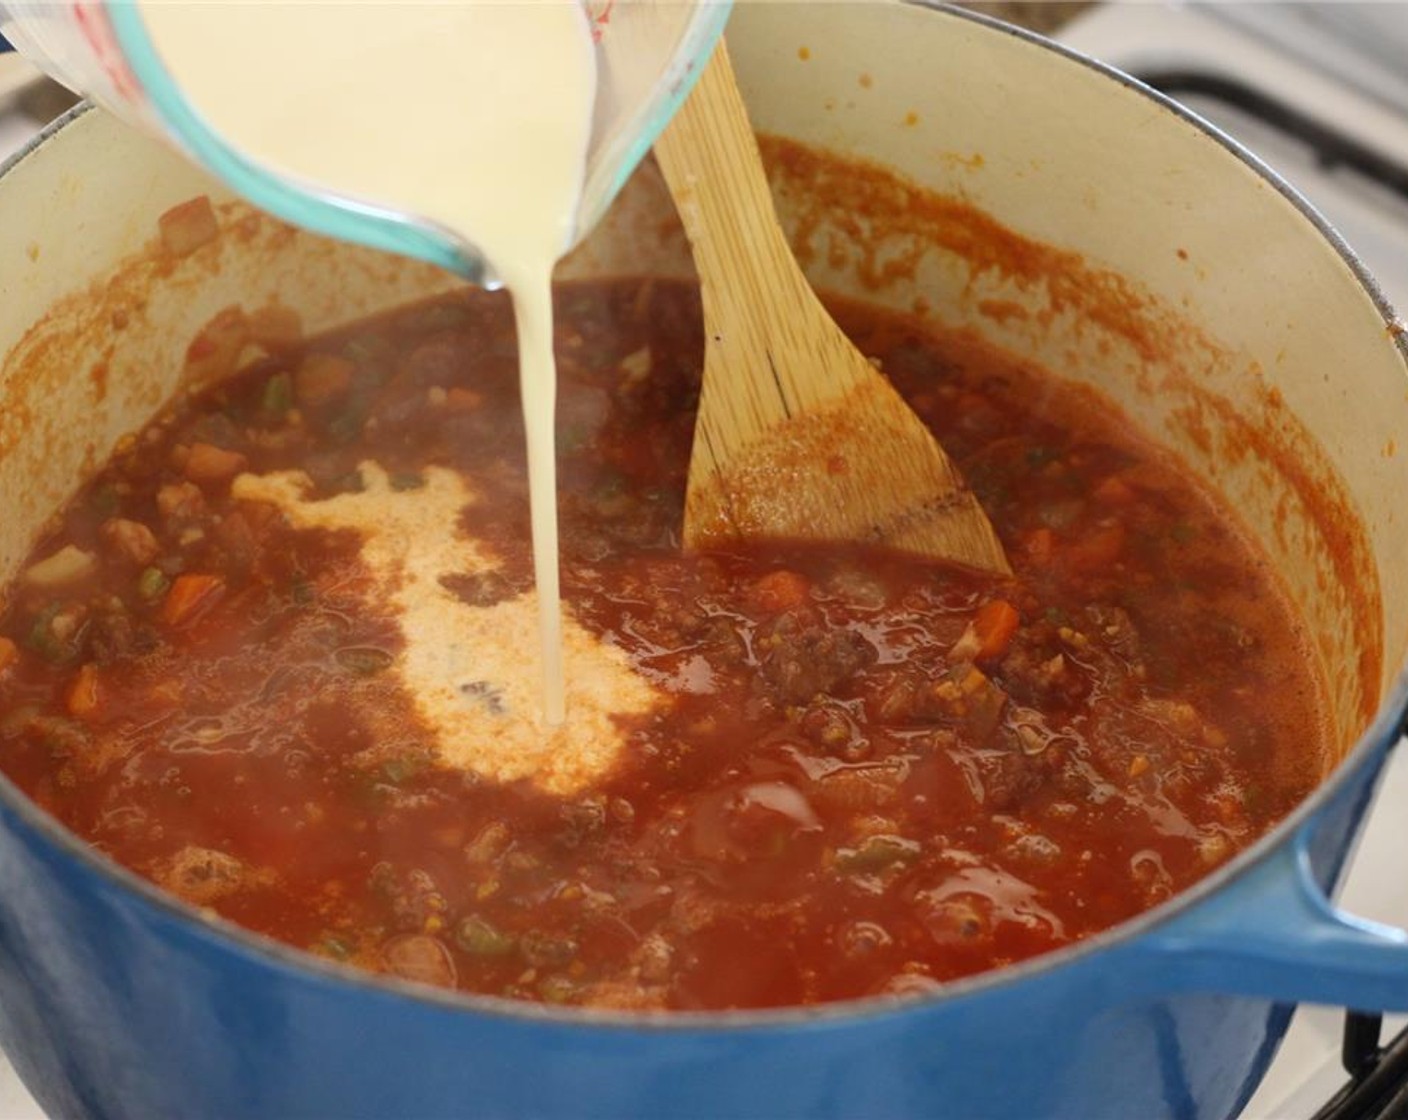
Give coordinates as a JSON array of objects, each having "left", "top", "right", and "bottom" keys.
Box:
[
  {"left": 836, "top": 834, "right": 920, "bottom": 874},
  {"left": 137, "top": 567, "right": 170, "bottom": 602},
  {"left": 261, "top": 371, "right": 293, "bottom": 414}
]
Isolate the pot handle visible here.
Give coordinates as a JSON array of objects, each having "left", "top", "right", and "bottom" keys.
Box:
[{"left": 1133, "top": 802, "right": 1408, "bottom": 1011}]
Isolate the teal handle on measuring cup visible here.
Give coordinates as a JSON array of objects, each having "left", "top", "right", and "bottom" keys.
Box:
[
  {"left": 577, "top": 2, "right": 734, "bottom": 246},
  {"left": 105, "top": 3, "right": 733, "bottom": 287}
]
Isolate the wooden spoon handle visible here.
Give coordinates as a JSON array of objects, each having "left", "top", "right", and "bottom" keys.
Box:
[
  {"left": 656, "top": 40, "right": 1011, "bottom": 576},
  {"left": 654, "top": 42, "right": 864, "bottom": 419},
  {"left": 653, "top": 42, "right": 802, "bottom": 300}
]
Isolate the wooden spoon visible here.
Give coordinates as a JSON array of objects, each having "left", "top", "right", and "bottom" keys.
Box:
[{"left": 653, "top": 42, "right": 1010, "bottom": 575}]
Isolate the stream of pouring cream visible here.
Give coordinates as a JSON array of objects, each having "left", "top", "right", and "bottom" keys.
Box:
[{"left": 139, "top": 1, "right": 599, "bottom": 726}]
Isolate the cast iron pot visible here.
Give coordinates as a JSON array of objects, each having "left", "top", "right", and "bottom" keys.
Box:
[{"left": 2, "top": 4, "right": 1408, "bottom": 1117}]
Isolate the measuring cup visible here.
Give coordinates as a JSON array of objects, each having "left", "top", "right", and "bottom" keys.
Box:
[{"left": 0, "top": 1, "right": 731, "bottom": 286}]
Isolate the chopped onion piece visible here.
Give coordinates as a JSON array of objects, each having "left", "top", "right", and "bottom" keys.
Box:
[{"left": 23, "top": 545, "right": 97, "bottom": 589}]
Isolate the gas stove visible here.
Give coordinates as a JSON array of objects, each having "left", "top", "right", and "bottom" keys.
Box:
[{"left": 2, "top": 4, "right": 1408, "bottom": 1117}]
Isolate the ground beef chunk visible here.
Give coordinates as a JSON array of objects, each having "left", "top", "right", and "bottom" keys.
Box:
[
  {"left": 87, "top": 609, "right": 157, "bottom": 664},
  {"left": 869, "top": 665, "right": 1008, "bottom": 741},
  {"left": 998, "top": 623, "right": 1091, "bottom": 708},
  {"left": 1083, "top": 604, "right": 1141, "bottom": 663},
  {"left": 973, "top": 748, "right": 1044, "bottom": 811},
  {"left": 757, "top": 613, "right": 877, "bottom": 704},
  {"left": 440, "top": 569, "right": 528, "bottom": 608}
]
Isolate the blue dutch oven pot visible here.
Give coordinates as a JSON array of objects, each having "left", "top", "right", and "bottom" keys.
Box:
[{"left": 1, "top": 4, "right": 1408, "bottom": 1118}]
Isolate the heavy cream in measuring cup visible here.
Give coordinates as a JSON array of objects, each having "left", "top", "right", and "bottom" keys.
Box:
[{"left": 139, "top": 2, "right": 598, "bottom": 727}]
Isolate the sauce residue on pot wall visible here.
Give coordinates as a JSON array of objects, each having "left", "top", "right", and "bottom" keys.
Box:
[
  {"left": 757, "top": 135, "right": 1382, "bottom": 762},
  {"left": 0, "top": 187, "right": 459, "bottom": 595}
]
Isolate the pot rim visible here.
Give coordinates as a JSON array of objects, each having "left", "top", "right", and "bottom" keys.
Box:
[{"left": 3, "top": 0, "right": 1408, "bottom": 1034}]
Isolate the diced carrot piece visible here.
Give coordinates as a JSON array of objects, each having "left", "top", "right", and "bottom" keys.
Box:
[
  {"left": 1068, "top": 523, "right": 1127, "bottom": 571},
  {"left": 750, "top": 570, "right": 811, "bottom": 613},
  {"left": 1093, "top": 475, "right": 1136, "bottom": 506},
  {"left": 295, "top": 353, "right": 355, "bottom": 410},
  {"left": 160, "top": 573, "right": 226, "bottom": 628},
  {"left": 951, "top": 600, "right": 1021, "bottom": 662},
  {"left": 158, "top": 195, "right": 219, "bottom": 258},
  {"left": 184, "top": 442, "right": 248, "bottom": 484},
  {"left": 66, "top": 663, "right": 102, "bottom": 720},
  {"left": 1023, "top": 527, "right": 1055, "bottom": 566},
  {"left": 975, "top": 600, "right": 1020, "bottom": 655},
  {"left": 0, "top": 637, "right": 18, "bottom": 675},
  {"left": 970, "top": 599, "right": 1021, "bottom": 662}
]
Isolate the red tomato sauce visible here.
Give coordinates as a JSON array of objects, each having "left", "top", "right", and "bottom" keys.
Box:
[{"left": 0, "top": 279, "right": 1326, "bottom": 1010}]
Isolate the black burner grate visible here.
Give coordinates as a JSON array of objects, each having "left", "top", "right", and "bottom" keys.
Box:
[{"left": 1310, "top": 1012, "right": 1408, "bottom": 1119}]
